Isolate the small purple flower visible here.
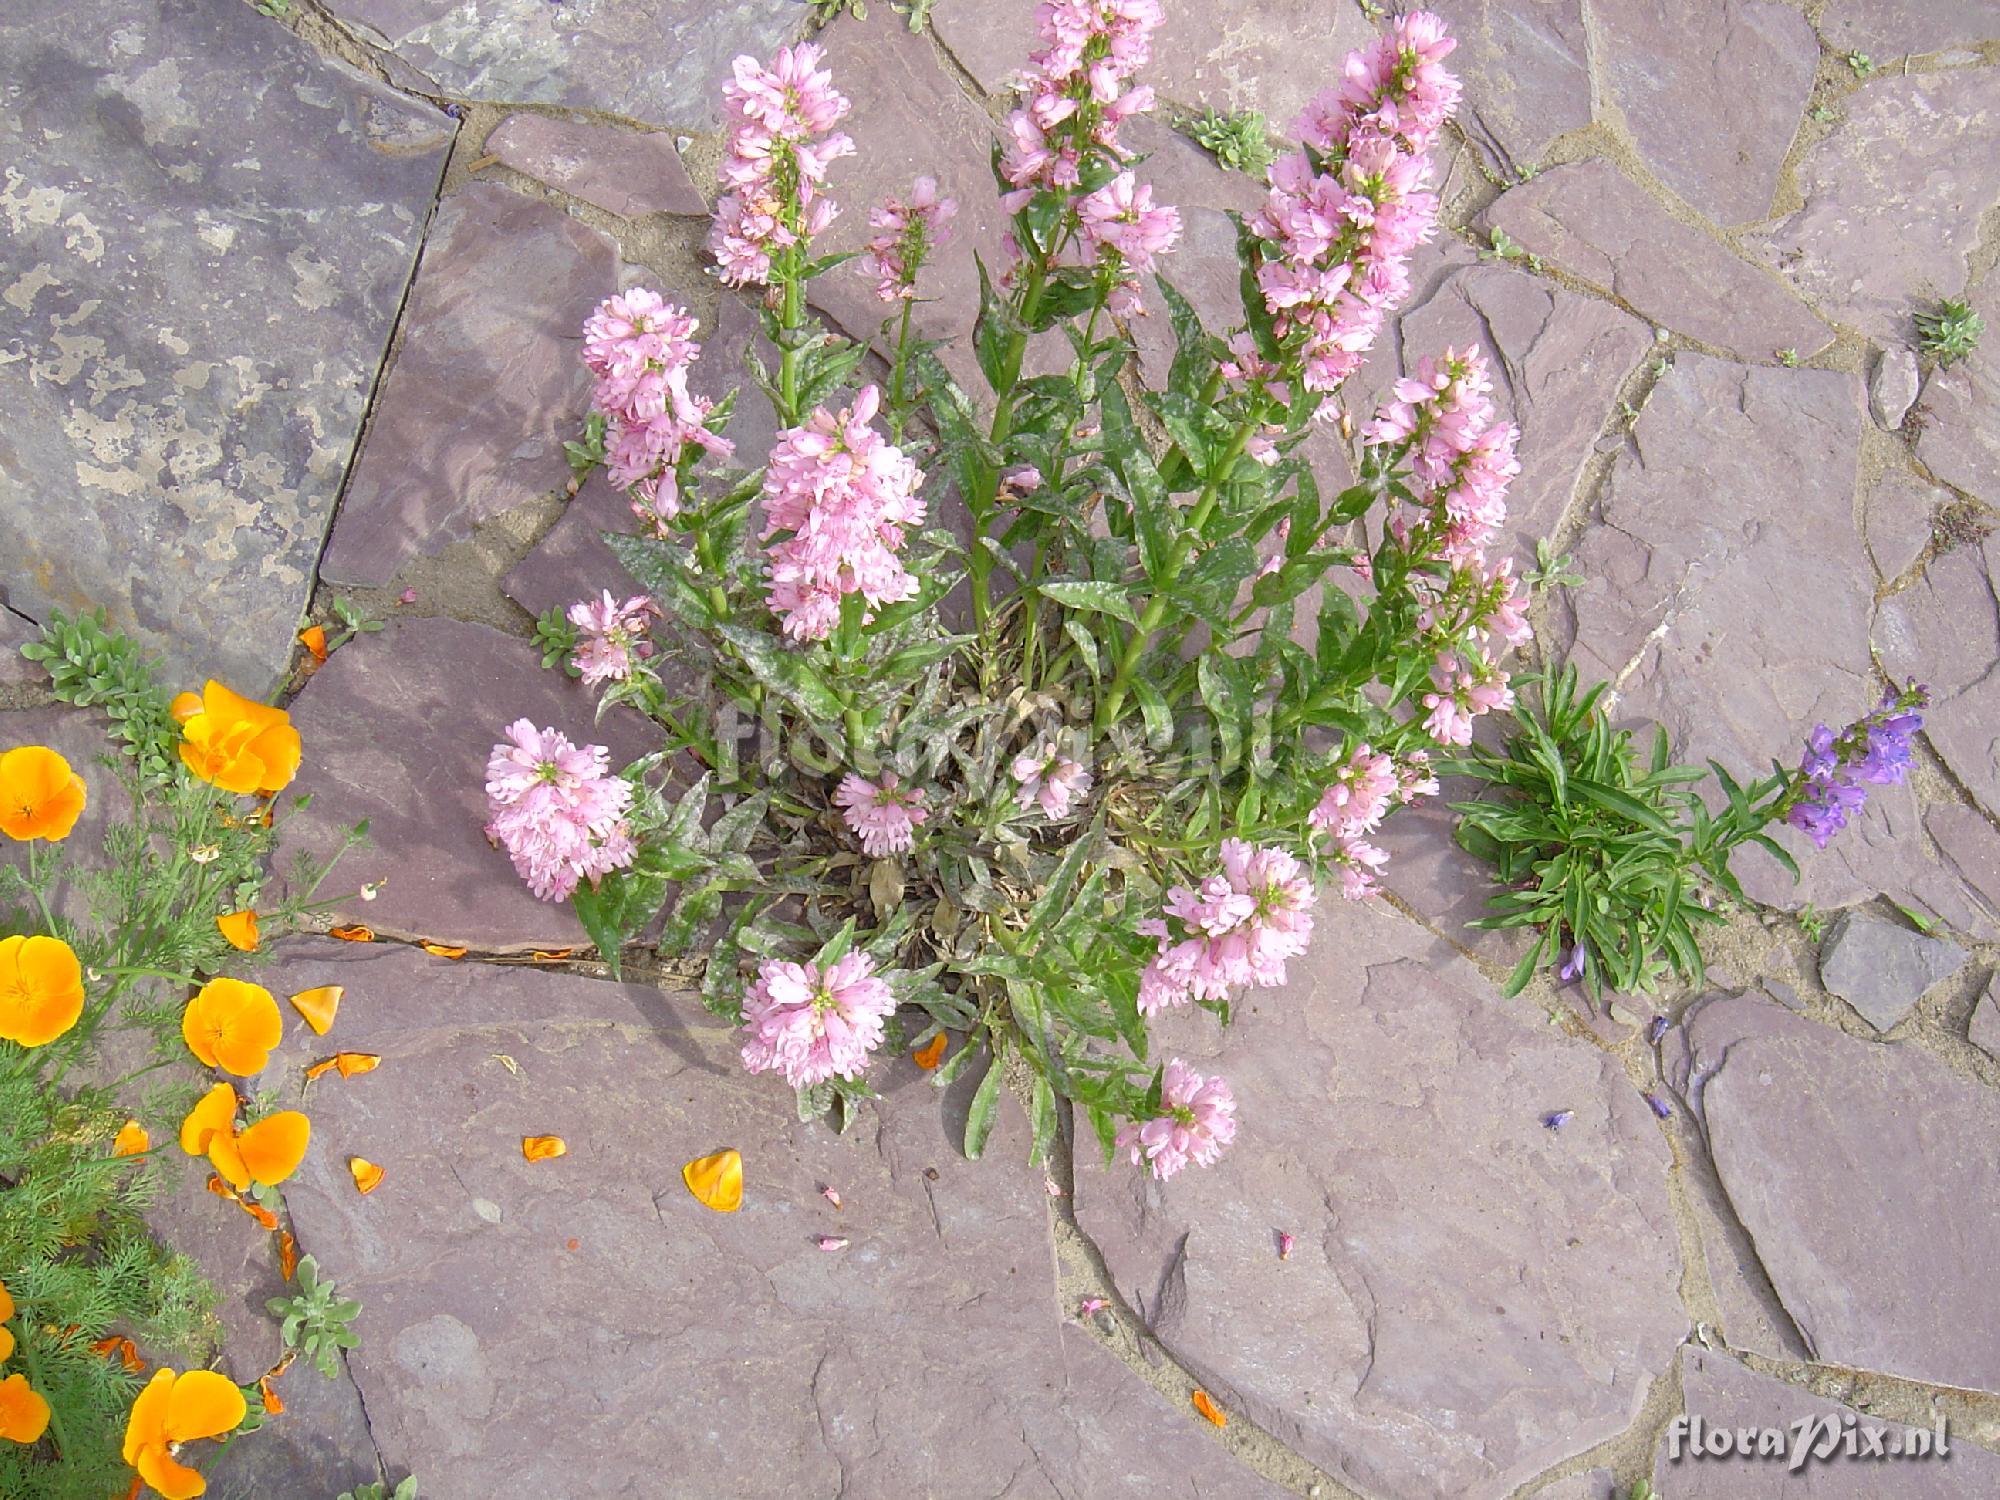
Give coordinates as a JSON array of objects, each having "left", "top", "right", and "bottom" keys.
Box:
[
  {"left": 1784, "top": 683, "right": 1929, "bottom": 850},
  {"left": 1542, "top": 1110, "right": 1574, "bottom": 1132},
  {"left": 1556, "top": 945, "right": 1587, "bottom": 983},
  {"left": 1644, "top": 1092, "right": 1672, "bottom": 1120},
  {"left": 1647, "top": 1015, "right": 1669, "bottom": 1046}
]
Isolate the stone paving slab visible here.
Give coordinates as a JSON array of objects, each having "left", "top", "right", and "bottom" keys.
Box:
[
  {"left": 1876, "top": 532, "right": 2000, "bottom": 822},
  {"left": 1912, "top": 267, "right": 1997, "bottom": 504},
  {"left": 256, "top": 938, "right": 1289, "bottom": 1500},
  {"left": 0, "top": 0, "right": 452, "bottom": 696},
  {"left": 319, "top": 183, "right": 619, "bottom": 588},
  {"left": 485, "top": 113, "right": 707, "bottom": 220},
  {"left": 319, "top": 0, "right": 811, "bottom": 128},
  {"left": 1076, "top": 901, "right": 1686, "bottom": 1500},
  {"left": 1680, "top": 992, "right": 2000, "bottom": 1393},
  {"left": 1593, "top": 0, "right": 1817, "bottom": 226},
  {"left": 1862, "top": 471, "right": 1942, "bottom": 584},
  {"left": 1819, "top": 0, "right": 2000, "bottom": 59},
  {"left": 1925, "top": 804, "right": 2000, "bottom": 940},
  {"left": 1657, "top": 1346, "right": 2000, "bottom": 1497},
  {"left": 1480, "top": 160, "right": 1833, "bottom": 361},
  {"left": 1817, "top": 911, "right": 1965, "bottom": 1033},
  {"left": 0, "top": 610, "right": 36, "bottom": 687},
  {"left": 1746, "top": 69, "right": 2000, "bottom": 347},
  {"left": 273, "top": 616, "right": 655, "bottom": 950},
  {"left": 1409, "top": 0, "right": 1592, "bottom": 174}
]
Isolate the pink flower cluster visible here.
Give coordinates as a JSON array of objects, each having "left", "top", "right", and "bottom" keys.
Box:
[
  {"left": 1137, "top": 839, "right": 1315, "bottom": 1014},
  {"left": 1012, "top": 742, "right": 1093, "bottom": 818},
  {"left": 484, "top": 720, "right": 636, "bottom": 902},
  {"left": 1248, "top": 13, "right": 1458, "bottom": 401},
  {"left": 567, "top": 591, "right": 660, "bottom": 686},
  {"left": 1115, "top": 1059, "right": 1237, "bottom": 1181},
  {"left": 835, "top": 770, "right": 929, "bottom": 856},
  {"left": 1307, "top": 742, "right": 1439, "bottom": 899},
  {"left": 711, "top": 43, "right": 854, "bottom": 288},
  {"left": 740, "top": 953, "right": 896, "bottom": 1088},
  {"left": 997, "top": 0, "right": 1179, "bottom": 313},
  {"left": 582, "top": 289, "right": 734, "bottom": 530},
  {"left": 861, "top": 176, "right": 958, "bottom": 302},
  {"left": 762, "top": 385, "right": 926, "bottom": 640}
]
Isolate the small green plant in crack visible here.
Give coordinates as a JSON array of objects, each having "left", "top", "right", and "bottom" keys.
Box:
[
  {"left": 1798, "top": 901, "right": 1826, "bottom": 941},
  {"left": 338, "top": 1480, "right": 420, "bottom": 1500},
  {"left": 531, "top": 606, "right": 581, "bottom": 672},
  {"left": 1480, "top": 227, "right": 1542, "bottom": 273},
  {"left": 1811, "top": 104, "right": 1841, "bottom": 125},
  {"left": 19, "top": 607, "right": 181, "bottom": 781},
  {"left": 1934, "top": 499, "right": 1994, "bottom": 553},
  {"left": 1777, "top": 347, "right": 1799, "bottom": 368},
  {"left": 1845, "top": 50, "right": 1875, "bottom": 78},
  {"left": 268, "top": 1256, "right": 363, "bottom": 1379},
  {"left": 254, "top": 0, "right": 291, "bottom": 15},
  {"left": 564, "top": 409, "right": 609, "bottom": 482},
  {"left": 1622, "top": 1483, "right": 1656, "bottom": 1500},
  {"left": 1916, "top": 296, "right": 1983, "bottom": 368},
  {"left": 891, "top": 0, "right": 938, "bottom": 30},
  {"left": 324, "top": 597, "right": 384, "bottom": 653},
  {"left": 1524, "top": 537, "right": 1583, "bottom": 594},
  {"left": 1183, "top": 106, "right": 1277, "bottom": 176},
  {"left": 810, "top": 0, "right": 865, "bottom": 19}
]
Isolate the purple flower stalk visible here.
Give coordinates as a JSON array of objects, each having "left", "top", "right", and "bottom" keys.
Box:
[{"left": 1784, "top": 683, "right": 1929, "bottom": 849}]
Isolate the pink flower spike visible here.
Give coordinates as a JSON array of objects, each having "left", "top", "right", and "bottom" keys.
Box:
[
  {"left": 1114, "top": 1059, "right": 1237, "bottom": 1181},
  {"left": 483, "top": 720, "right": 637, "bottom": 903},
  {"left": 834, "top": 770, "right": 929, "bottom": 856}
]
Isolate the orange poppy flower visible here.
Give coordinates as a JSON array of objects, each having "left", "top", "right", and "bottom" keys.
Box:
[
  {"left": 349, "top": 1157, "right": 385, "bottom": 1195},
  {"left": 0, "top": 1373, "right": 51, "bottom": 1445},
  {"left": 521, "top": 1135, "right": 567, "bottom": 1163},
  {"left": 122, "top": 1367, "right": 246, "bottom": 1499},
  {"left": 0, "top": 933, "right": 86, "bottom": 1047},
  {"left": 182, "top": 978, "right": 282, "bottom": 1075},
  {"left": 304, "top": 1052, "right": 378, "bottom": 1082},
  {"left": 287, "top": 985, "right": 341, "bottom": 1035},
  {"left": 1191, "top": 1389, "right": 1227, "bottom": 1428},
  {"left": 682, "top": 1148, "right": 743, "bottom": 1212},
  {"left": 113, "top": 1119, "right": 151, "bottom": 1156},
  {"left": 297, "top": 625, "right": 327, "bottom": 664},
  {"left": 215, "top": 910, "right": 260, "bottom": 953},
  {"left": 911, "top": 1033, "right": 948, "bottom": 1070},
  {"left": 0, "top": 745, "right": 87, "bottom": 843},
  {"left": 328, "top": 924, "right": 374, "bottom": 943},
  {"left": 210, "top": 1113, "right": 310, "bottom": 1193},
  {"left": 175, "top": 680, "right": 302, "bottom": 798},
  {"left": 421, "top": 942, "right": 467, "bottom": 960},
  {"left": 0, "top": 1279, "right": 13, "bottom": 1363}
]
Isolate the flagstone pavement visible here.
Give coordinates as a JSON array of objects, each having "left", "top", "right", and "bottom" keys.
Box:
[{"left": 4, "top": 0, "right": 2000, "bottom": 1496}]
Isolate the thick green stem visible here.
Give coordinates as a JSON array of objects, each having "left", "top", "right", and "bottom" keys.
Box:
[
  {"left": 886, "top": 297, "right": 916, "bottom": 440},
  {"left": 777, "top": 271, "right": 805, "bottom": 424}
]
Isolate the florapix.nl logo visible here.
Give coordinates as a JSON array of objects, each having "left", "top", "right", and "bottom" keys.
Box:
[{"left": 1665, "top": 1411, "right": 1951, "bottom": 1474}]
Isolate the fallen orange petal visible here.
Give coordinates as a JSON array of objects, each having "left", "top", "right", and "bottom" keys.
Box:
[
  {"left": 521, "top": 1135, "right": 567, "bottom": 1163},
  {"left": 287, "top": 985, "right": 342, "bottom": 1035},
  {"left": 259, "top": 1374, "right": 285, "bottom": 1415},
  {"left": 91, "top": 1336, "right": 144, "bottom": 1374},
  {"left": 530, "top": 948, "right": 574, "bottom": 962},
  {"left": 205, "top": 1173, "right": 238, "bottom": 1202},
  {"left": 912, "top": 1033, "right": 948, "bottom": 1070},
  {"left": 421, "top": 942, "right": 468, "bottom": 959},
  {"left": 238, "top": 1198, "right": 280, "bottom": 1232},
  {"left": 306, "top": 1051, "right": 379, "bottom": 1082},
  {"left": 682, "top": 1148, "right": 743, "bottom": 1213},
  {"left": 348, "top": 1157, "right": 384, "bottom": 1195},
  {"left": 328, "top": 924, "right": 374, "bottom": 942},
  {"left": 1191, "top": 1389, "right": 1227, "bottom": 1428},
  {"left": 215, "top": 909, "right": 260, "bottom": 952},
  {"left": 297, "top": 625, "right": 327, "bottom": 664},
  {"left": 278, "top": 1231, "right": 298, "bottom": 1280},
  {"left": 113, "top": 1119, "right": 150, "bottom": 1157}
]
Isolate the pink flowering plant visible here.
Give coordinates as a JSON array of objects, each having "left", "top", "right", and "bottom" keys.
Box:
[{"left": 497, "top": 12, "right": 1534, "bottom": 1172}]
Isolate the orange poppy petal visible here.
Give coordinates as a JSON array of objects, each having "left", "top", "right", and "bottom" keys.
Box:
[
  {"left": 0, "top": 1372, "right": 52, "bottom": 1445},
  {"left": 207, "top": 1131, "right": 251, "bottom": 1194},
  {"left": 305, "top": 1050, "right": 380, "bottom": 1082},
  {"left": 163, "top": 1368, "right": 246, "bottom": 1444},
  {"left": 521, "top": 1135, "right": 567, "bottom": 1163},
  {"left": 912, "top": 1033, "right": 948, "bottom": 1070},
  {"left": 421, "top": 942, "right": 468, "bottom": 960},
  {"left": 238, "top": 1198, "right": 280, "bottom": 1232},
  {"left": 170, "top": 692, "right": 204, "bottom": 725},
  {"left": 215, "top": 909, "right": 260, "bottom": 953},
  {"left": 530, "top": 948, "right": 574, "bottom": 962},
  {"left": 123, "top": 1368, "right": 176, "bottom": 1464},
  {"left": 113, "top": 1119, "right": 151, "bottom": 1156},
  {"left": 259, "top": 1374, "right": 285, "bottom": 1415},
  {"left": 287, "top": 985, "right": 342, "bottom": 1036},
  {"left": 1191, "top": 1389, "right": 1227, "bottom": 1428},
  {"left": 0, "top": 1327, "right": 11, "bottom": 1364},
  {"left": 349, "top": 1157, "right": 385, "bottom": 1195},
  {"left": 681, "top": 1148, "right": 743, "bottom": 1213},
  {"left": 0, "top": 1280, "right": 13, "bottom": 1323},
  {"left": 91, "top": 1336, "right": 143, "bottom": 1374},
  {"left": 278, "top": 1232, "right": 298, "bottom": 1280},
  {"left": 329, "top": 924, "right": 374, "bottom": 943},
  {"left": 236, "top": 1112, "right": 310, "bottom": 1187},
  {"left": 179, "top": 1083, "right": 239, "bottom": 1157},
  {"left": 297, "top": 625, "right": 328, "bottom": 663},
  {"left": 136, "top": 1442, "right": 208, "bottom": 1500}
]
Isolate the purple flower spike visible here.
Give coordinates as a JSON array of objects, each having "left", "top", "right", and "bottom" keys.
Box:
[
  {"left": 1542, "top": 1109, "right": 1574, "bottom": 1131},
  {"left": 1785, "top": 683, "right": 1930, "bottom": 849},
  {"left": 1644, "top": 1092, "right": 1672, "bottom": 1120}
]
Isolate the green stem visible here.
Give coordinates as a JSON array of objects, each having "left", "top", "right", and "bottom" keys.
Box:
[
  {"left": 968, "top": 257, "right": 1052, "bottom": 638},
  {"left": 887, "top": 297, "right": 916, "bottom": 441},
  {"left": 777, "top": 269, "right": 805, "bottom": 425}
]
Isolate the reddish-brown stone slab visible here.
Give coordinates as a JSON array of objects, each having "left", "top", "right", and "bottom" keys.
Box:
[{"left": 485, "top": 113, "right": 707, "bottom": 218}]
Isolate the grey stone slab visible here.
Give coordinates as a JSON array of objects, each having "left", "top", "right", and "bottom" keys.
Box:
[
  {"left": 1558, "top": 357, "right": 1890, "bottom": 908},
  {"left": 502, "top": 292, "right": 779, "bottom": 621},
  {"left": 1075, "top": 901, "right": 1686, "bottom": 1500},
  {"left": 319, "top": 184, "right": 619, "bottom": 587},
  {"left": 1408, "top": 0, "right": 1593, "bottom": 174},
  {"left": 1683, "top": 992, "right": 2000, "bottom": 1393},
  {"left": 1876, "top": 532, "right": 2000, "bottom": 820},
  {"left": 1593, "top": 0, "right": 1817, "bottom": 225},
  {"left": 1870, "top": 347, "right": 1922, "bottom": 430},
  {"left": 254, "top": 938, "right": 1290, "bottom": 1500},
  {"left": 203, "top": 1356, "right": 380, "bottom": 1500},
  {"left": 1817, "top": 910, "right": 1966, "bottom": 1032},
  {"left": 0, "top": 0, "right": 451, "bottom": 697},
  {"left": 1527, "top": 1471, "right": 1616, "bottom": 1500},
  {"left": 1913, "top": 268, "right": 1998, "bottom": 504},
  {"left": 1657, "top": 1346, "right": 2000, "bottom": 1496},
  {"left": 1746, "top": 70, "right": 2000, "bottom": 346},
  {"left": 1480, "top": 160, "right": 1832, "bottom": 360},
  {"left": 272, "top": 616, "right": 655, "bottom": 950},
  {"left": 1819, "top": 0, "right": 2000, "bottom": 57},
  {"left": 1925, "top": 803, "right": 2000, "bottom": 940},
  {"left": 320, "top": 0, "right": 811, "bottom": 127},
  {"left": 0, "top": 609, "right": 37, "bottom": 688},
  {"left": 1863, "top": 470, "right": 1940, "bottom": 582},
  {"left": 1971, "top": 972, "right": 2000, "bottom": 1061},
  {"left": 485, "top": 113, "right": 707, "bottom": 219}
]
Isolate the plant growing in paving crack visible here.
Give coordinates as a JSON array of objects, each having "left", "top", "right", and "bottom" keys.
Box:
[
  {"left": 338, "top": 1480, "right": 420, "bottom": 1500},
  {"left": 1183, "top": 106, "right": 1277, "bottom": 176},
  {"left": 1845, "top": 50, "right": 1875, "bottom": 78},
  {"left": 1447, "top": 664, "right": 1928, "bottom": 999},
  {"left": 1523, "top": 538, "right": 1583, "bottom": 594},
  {"left": 3, "top": 619, "right": 368, "bottom": 1497},
  {"left": 500, "top": 15, "right": 1546, "bottom": 1171},
  {"left": 1916, "top": 296, "right": 1982, "bottom": 368},
  {"left": 267, "top": 1257, "right": 362, "bottom": 1380}
]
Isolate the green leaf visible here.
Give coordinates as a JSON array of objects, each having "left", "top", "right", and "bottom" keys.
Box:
[
  {"left": 1038, "top": 579, "right": 1139, "bottom": 625},
  {"left": 1028, "top": 1073, "right": 1058, "bottom": 1166},
  {"left": 718, "top": 623, "right": 847, "bottom": 724},
  {"left": 1572, "top": 778, "right": 1676, "bottom": 837},
  {"left": 963, "top": 1052, "right": 1005, "bottom": 1160},
  {"left": 1130, "top": 677, "right": 1173, "bottom": 749}
]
